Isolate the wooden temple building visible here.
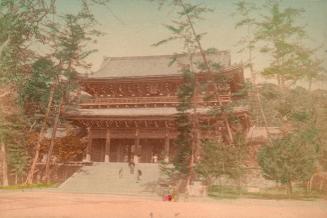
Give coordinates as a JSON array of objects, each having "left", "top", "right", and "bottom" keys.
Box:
[{"left": 66, "top": 51, "right": 250, "bottom": 163}]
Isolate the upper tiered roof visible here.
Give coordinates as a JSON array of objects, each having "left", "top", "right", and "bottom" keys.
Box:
[{"left": 88, "top": 51, "right": 231, "bottom": 79}]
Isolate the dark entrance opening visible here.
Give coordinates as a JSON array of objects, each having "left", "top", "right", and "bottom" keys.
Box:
[
  {"left": 110, "top": 139, "right": 134, "bottom": 162},
  {"left": 91, "top": 138, "right": 106, "bottom": 162},
  {"left": 139, "top": 139, "right": 164, "bottom": 163}
]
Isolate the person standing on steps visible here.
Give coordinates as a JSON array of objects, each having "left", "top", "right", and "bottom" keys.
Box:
[
  {"left": 152, "top": 153, "right": 158, "bottom": 163},
  {"left": 128, "top": 160, "right": 135, "bottom": 174},
  {"left": 136, "top": 169, "right": 142, "bottom": 182},
  {"left": 133, "top": 154, "right": 140, "bottom": 164},
  {"left": 118, "top": 167, "right": 123, "bottom": 179}
]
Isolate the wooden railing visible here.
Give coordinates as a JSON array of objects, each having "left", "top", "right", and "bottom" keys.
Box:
[{"left": 80, "top": 95, "right": 232, "bottom": 109}]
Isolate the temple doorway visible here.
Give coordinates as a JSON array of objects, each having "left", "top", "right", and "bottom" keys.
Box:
[
  {"left": 89, "top": 137, "right": 167, "bottom": 163},
  {"left": 139, "top": 139, "right": 164, "bottom": 163},
  {"left": 91, "top": 138, "right": 106, "bottom": 162},
  {"left": 109, "top": 139, "right": 134, "bottom": 162},
  {"left": 107, "top": 138, "right": 165, "bottom": 163}
]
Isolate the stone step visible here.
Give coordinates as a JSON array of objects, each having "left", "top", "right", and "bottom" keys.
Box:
[{"left": 59, "top": 163, "right": 161, "bottom": 195}]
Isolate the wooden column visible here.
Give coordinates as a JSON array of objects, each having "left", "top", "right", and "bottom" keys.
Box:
[
  {"left": 85, "top": 128, "right": 91, "bottom": 162},
  {"left": 135, "top": 129, "right": 140, "bottom": 163},
  {"left": 127, "top": 144, "right": 132, "bottom": 163},
  {"left": 164, "top": 129, "right": 170, "bottom": 163},
  {"left": 105, "top": 129, "right": 111, "bottom": 162}
]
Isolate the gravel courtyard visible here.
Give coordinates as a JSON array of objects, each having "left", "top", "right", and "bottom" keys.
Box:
[{"left": 0, "top": 191, "right": 326, "bottom": 218}]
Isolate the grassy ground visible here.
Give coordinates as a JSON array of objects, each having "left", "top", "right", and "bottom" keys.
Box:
[
  {"left": 208, "top": 185, "right": 326, "bottom": 200},
  {"left": 0, "top": 183, "right": 57, "bottom": 190},
  {"left": 1, "top": 183, "right": 325, "bottom": 201}
]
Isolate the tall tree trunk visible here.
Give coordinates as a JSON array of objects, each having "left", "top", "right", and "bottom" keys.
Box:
[
  {"left": 287, "top": 180, "right": 293, "bottom": 198},
  {"left": 44, "top": 95, "right": 64, "bottom": 183},
  {"left": 26, "top": 81, "right": 57, "bottom": 184},
  {"left": 1, "top": 142, "right": 9, "bottom": 186},
  {"left": 178, "top": 0, "right": 234, "bottom": 144},
  {"left": 185, "top": 84, "right": 199, "bottom": 194},
  {"left": 247, "top": 41, "right": 273, "bottom": 146},
  {"left": 15, "top": 173, "right": 18, "bottom": 185},
  {"left": 185, "top": 145, "right": 194, "bottom": 195},
  {"left": 224, "top": 118, "right": 234, "bottom": 144}
]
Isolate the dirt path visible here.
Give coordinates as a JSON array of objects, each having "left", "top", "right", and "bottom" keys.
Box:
[{"left": 0, "top": 191, "right": 326, "bottom": 218}]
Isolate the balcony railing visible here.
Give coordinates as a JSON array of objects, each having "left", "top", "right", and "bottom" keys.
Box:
[{"left": 80, "top": 95, "right": 232, "bottom": 109}]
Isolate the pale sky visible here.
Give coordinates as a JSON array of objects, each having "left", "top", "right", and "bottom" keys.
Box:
[{"left": 57, "top": 0, "right": 327, "bottom": 88}]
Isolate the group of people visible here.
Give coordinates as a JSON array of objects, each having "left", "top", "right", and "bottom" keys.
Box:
[
  {"left": 118, "top": 160, "right": 142, "bottom": 182},
  {"left": 124, "top": 153, "right": 159, "bottom": 163},
  {"left": 118, "top": 153, "right": 160, "bottom": 182}
]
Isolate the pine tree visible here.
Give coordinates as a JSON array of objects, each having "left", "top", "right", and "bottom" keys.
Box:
[
  {"left": 195, "top": 140, "right": 238, "bottom": 185},
  {"left": 258, "top": 129, "right": 317, "bottom": 197},
  {"left": 173, "top": 69, "right": 195, "bottom": 176},
  {"left": 254, "top": 1, "right": 325, "bottom": 89},
  {"left": 256, "top": 85, "right": 324, "bottom": 196},
  {"left": 43, "top": 12, "right": 104, "bottom": 182},
  {"left": 0, "top": 0, "right": 110, "bottom": 184},
  {"left": 0, "top": 103, "right": 27, "bottom": 186},
  {"left": 152, "top": 0, "right": 243, "bottom": 195}
]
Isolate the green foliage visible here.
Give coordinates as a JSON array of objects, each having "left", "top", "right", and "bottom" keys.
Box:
[
  {"left": 254, "top": 1, "right": 325, "bottom": 86},
  {"left": 254, "top": 84, "right": 327, "bottom": 173},
  {"left": 7, "top": 142, "right": 28, "bottom": 179},
  {"left": 258, "top": 130, "right": 317, "bottom": 185},
  {"left": 0, "top": 0, "right": 110, "bottom": 185},
  {"left": 153, "top": 1, "right": 249, "bottom": 188},
  {"left": 234, "top": 0, "right": 326, "bottom": 87},
  {"left": 151, "top": 0, "right": 211, "bottom": 54},
  {"left": 0, "top": 110, "right": 28, "bottom": 180},
  {"left": 45, "top": 12, "right": 103, "bottom": 105},
  {"left": 0, "top": 0, "right": 52, "bottom": 84},
  {"left": 18, "top": 9, "right": 103, "bottom": 121},
  {"left": 196, "top": 134, "right": 248, "bottom": 185},
  {"left": 152, "top": 0, "right": 210, "bottom": 181},
  {"left": 0, "top": 0, "right": 109, "bottom": 84},
  {"left": 19, "top": 58, "right": 58, "bottom": 114},
  {"left": 50, "top": 13, "right": 101, "bottom": 71},
  {"left": 196, "top": 140, "right": 238, "bottom": 180},
  {"left": 253, "top": 84, "right": 319, "bottom": 126},
  {"left": 0, "top": 182, "right": 57, "bottom": 190},
  {"left": 176, "top": 69, "right": 195, "bottom": 111},
  {"left": 173, "top": 68, "right": 195, "bottom": 175},
  {"left": 208, "top": 184, "right": 324, "bottom": 200},
  {"left": 234, "top": 0, "right": 257, "bottom": 56}
]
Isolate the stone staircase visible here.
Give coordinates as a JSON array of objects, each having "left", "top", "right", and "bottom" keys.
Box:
[{"left": 58, "top": 162, "right": 161, "bottom": 195}]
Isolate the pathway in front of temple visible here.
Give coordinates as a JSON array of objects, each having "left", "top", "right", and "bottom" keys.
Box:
[{"left": 1, "top": 191, "right": 326, "bottom": 218}]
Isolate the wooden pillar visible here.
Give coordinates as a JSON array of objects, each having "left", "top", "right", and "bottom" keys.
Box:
[
  {"left": 127, "top": 144, "right": 132, "bottom": 162},
  {"left": 135, "top": 129, "right": 140, "bottom": 163},
  {"left": 117, "top": 140, "right": 121, "bottom": 162},
  {"left": 164, "top": 129, "right": 170, "bottom": 163},
  {"left": 105, "top": 129, "right": 110, "bottom": 162},
  {"left": 85, "top": 128, "right": 91, "bottom": 162}
]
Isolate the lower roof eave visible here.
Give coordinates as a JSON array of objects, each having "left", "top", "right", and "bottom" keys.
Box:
[{"left": 63, "top": 106, "right": 249, "bottom": 120}]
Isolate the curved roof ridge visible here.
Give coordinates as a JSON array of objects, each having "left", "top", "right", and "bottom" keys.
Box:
[
  {"left": 92, "top": 51, "right": 232, "bottom": 78},
  {"left": 102, "top": 50, "right": 230, "bottom": 61}
]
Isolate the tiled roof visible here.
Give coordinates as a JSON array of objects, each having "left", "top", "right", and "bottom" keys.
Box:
[
  {"left": 65, "top": 106, "right": 248, "bottom": 118},
  {"left": 88, "top": 51, "right": 231, "bottom": 78},
  {"left": 66, "top": 107, "right": 205, "bottom": 117}
]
